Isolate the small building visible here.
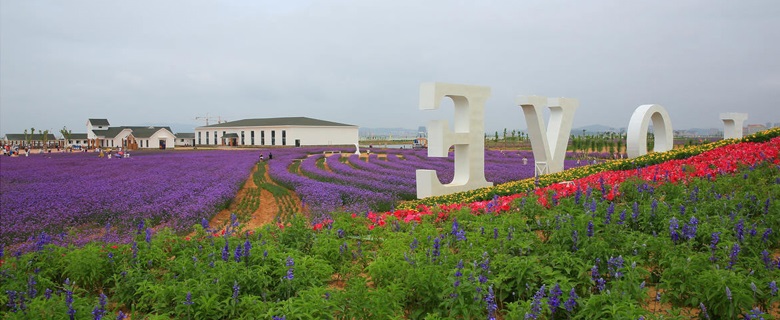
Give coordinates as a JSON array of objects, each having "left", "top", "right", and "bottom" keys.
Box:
[
  {"left": 87, "top": 119, "right": 176, "bottom": 150},
  {"left": 175, "top": 133, "right": 196, "bottom": 147},
  {"left": 1, "top": 133, "right": 58, "bottom": 148},
  {"left": 194, "top": 117, "right": 359, "bottom": 149},
  {"left": 64, "top": 133, "right": 89, "bottom": 148}
]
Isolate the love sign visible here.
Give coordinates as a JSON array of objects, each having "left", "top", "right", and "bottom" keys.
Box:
[{"left": 416, "top": 82, "right": 747, "bottom": 198}]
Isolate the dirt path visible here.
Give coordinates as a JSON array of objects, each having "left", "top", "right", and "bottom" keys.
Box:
[{"left": 207, "top": 162, "right": 301, "bottom": 233}]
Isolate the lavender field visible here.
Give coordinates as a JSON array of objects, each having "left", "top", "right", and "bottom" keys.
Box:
[
  {"left": 0, "top": 150, "right": 258, "bottom": 249},
  {"left": 1, "top": 147, "right": 592, "bottom": 250},
  {"left": 266, "top": 147, "right": 592, "bottom": 218}
]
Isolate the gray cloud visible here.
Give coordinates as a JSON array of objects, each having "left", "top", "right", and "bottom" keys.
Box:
[{"left": 2, "top": 0, "right": 779, "bottom": 136}]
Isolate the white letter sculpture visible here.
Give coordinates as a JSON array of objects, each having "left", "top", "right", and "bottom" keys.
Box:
[
  {"left": 720, "top": 113, "right": 748, "bottom": 139},
  {"left": 627, "top": 104, "right": 674, "bottom": 158},
  {"left": 416, "top": 82, "right": 492, "bottom": 199},
  {"left": 517, "top": 96, "right": 579, "bottom": 176}
]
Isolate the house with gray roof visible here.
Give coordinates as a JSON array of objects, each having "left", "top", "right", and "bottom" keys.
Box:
[
  {"left": 195, "top": 117, "right": 358, "bottom": 150},
  {"left": 86, "top": 119, "right": 176, "bottom": 150},
  {"left": 174, "top": 133, "right": 196, "bottom": 147},
  {"left": 2, "top": 133, "right": 58, "bottom": 148}
]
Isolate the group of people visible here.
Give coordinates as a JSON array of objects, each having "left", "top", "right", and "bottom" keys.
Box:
[
  {"left": 259, "top": 152, "right": 273, "bottom": 162},
  {"left": 2, "top": 144, "right": 33, "bottom": 157},
  {"left": 98, "top": 148, "right": 130, "bottom": 159}
]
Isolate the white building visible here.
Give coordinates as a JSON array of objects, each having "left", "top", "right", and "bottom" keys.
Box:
[
  {"left": 64, "top": 133, "right": 89, "bottom": 148},
  {"left": 87, "top": 119, "right": 176, "bottom": 149},
  {"left": 194, "top": 117, "right": 359, "bottom": 149},
  {"left": 175, "top": 133, "right": 195, "bottom": 147}
]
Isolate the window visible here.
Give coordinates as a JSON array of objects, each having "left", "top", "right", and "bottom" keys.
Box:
[
  {"left": 198, "top": 132, "right": 202, "bottom": 145},
  {"left": 241, "top": 131, "right": 245, "bottom": 145},
  {"left": 282, "top": 130, "right": 286, "bottom": 146},
  {"left": 250, "top": 131, "right": 255, "bottom": 145},
  {"left": 261, "top": 131, "right": 265, "bottom": 145},
  {"left": 205, "top": 132, "right": 209, "bottom": 145},
  {"left": 271, "top": 130, "right": 276, "bottom": 146},
  {"left": 213, "top": 131, "right": 217, "bottom": 145}
]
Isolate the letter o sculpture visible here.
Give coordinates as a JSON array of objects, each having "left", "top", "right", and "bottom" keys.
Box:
[{"left": 626, "top": 104, "right": 674, "bottom": 159}]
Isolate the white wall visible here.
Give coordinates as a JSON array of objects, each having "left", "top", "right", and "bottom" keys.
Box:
[
  {"left": 194, "top": 125, "right": 358, "bottom": 147},
  {"left": 147, "top": 129, "right": 176, "bottom": 149}
]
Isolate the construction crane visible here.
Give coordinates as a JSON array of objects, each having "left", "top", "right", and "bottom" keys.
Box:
[{"left": 195, "top": 113, "right": 225, "bottom": 126}]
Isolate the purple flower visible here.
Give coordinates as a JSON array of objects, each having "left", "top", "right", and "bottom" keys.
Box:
[
  {"left": 725, "top": 286, "right": 732, "bottom": 301},
  {"left": 607, "top": 256, "right": 624, "bottom": 279},
  {"left": 116, "top": 311, "right": 126, "bottom": 320},
  {"left": 727, "top": 243, "right": 740, "bottom": 270},
  {"left": 682, "top": 216, "right": 698, "bottom": 240},
  {"left": 744, "top": 308, "right": 765, "bottom": 319},
  {"left": 631, "top": 202, "right": 639, "bottom": 221},
  {"left": 485, "top": 286, "right": 497, "bottom": 320},
  {"left": 735, "top": 219, "right": 745, "bottom": 243},
  {"left": 66, "top": 289, "right": 75, "bottom": 320},
  {"left": 451, "top": 218, "right": 459, "bottom": 235},
  {"left": 587, "top": 221, "right": 594, "bottom": 237},
  {"left": 769, "top": 281, "right": 777, "bottom": 296},
  {"left": 762, "top": 228, "right": 772, "bottom": 243},
  {"left": 590, "top": 265, "right": 599, "bottom": 283},
  {"left": 493, "top": 228, "right": 499, "bottom": 239},
  {"left": 525, "top": 284, "right": 545, "bottom": 319},
  {"left": 183, "top": 292, "right": 193, "bottom": 305},
  {"left": 222, "top": 241, "right": 229, "bottom": 262},
  {"left": 604, "top": 203, "right": 614, "bottom": 225},
  {"left": 596, "top": 278, "right": 606, "bottom": 292},
  {"left": 145, "top": 228, "right": 152, "bottom": 244},
  {"left": 669, "top": 217, "right": 680, "bottom": 243},
  {"left": 232, "top": 281, "right": 240, "bottom": 302},
  {"left": 234, "top": 245, "right": 242, "bottom": 262},
  {"left": 243, "top": 239, "right": 251, "bottom": 259},
  {"left": 548, "top": 283, "right": 562, "bottom": 315},
  {"left": 617, "top": 209, "right": 626, "bottom": 225},
  {"left": 762, "top": 250, "right": 773, "bottom": 270},
  {"left": 431, "top": 238, "right": 441, "bottom": 262},
  {"left": 709, "top": 232, "right": 720, "bottom": 262},
  {"left": 564, "top": 288, "right": 578, "bottom": 312},
  {"left": 285, "top": 268, "right": 294, "bottom": 280},
  {"left": 699, "top": 303, "right": 710, "bottom": 319},
  {"left": 27, "top": 275, "right": 37, "bottom": 299}
]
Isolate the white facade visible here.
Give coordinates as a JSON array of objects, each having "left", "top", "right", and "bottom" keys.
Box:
[{"left": 194, "top": 118, "right": 359, "bottom": 148}]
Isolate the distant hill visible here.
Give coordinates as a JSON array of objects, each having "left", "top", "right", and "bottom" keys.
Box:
[
  {"left": 360, "top": 127, "right": 420, "bottom": 139},
  {"left": 572, "top": 124, "right": 623, "bottom": 135}
]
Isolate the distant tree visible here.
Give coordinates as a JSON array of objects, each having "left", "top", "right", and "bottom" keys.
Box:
[
  {"left": 41, "top": 129, "right": 50, "bottom": 149},
  {"left": 511, "top": 130, "right": 516, "bottom": 141},
  {"left": 616, "top": 139, "right": 623, "bottom": 154},
  {"left": 494, "top": 131, "right": 499, "bottom": 142},
  {"left": 503, "top": 128, "right": 507, "bottom": 141},
  {"left": 60, "top": 127, "right": 72, "bottom": 148},
  {"left": 29, "top": 127, "right": 35, "bottom": 147}
]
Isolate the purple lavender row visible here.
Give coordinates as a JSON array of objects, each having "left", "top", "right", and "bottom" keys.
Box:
[{"left": 0, "top": 150, "right": 258, "bottom": 246}]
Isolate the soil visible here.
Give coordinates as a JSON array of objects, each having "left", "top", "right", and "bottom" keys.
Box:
[{"left": 207, "top": 162, "right": 301, "bottom": 233}]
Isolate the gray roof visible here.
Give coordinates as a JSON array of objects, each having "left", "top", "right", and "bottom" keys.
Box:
[
  {"left": 88, "top": 119, "right": 110, "bottom": 126},
  {"left": 200, "top": 117, "right": 356, "bottom": 128},
  {"left": 3, "top": 133, "right": 58, "bottom": 141},
  {"left": 67, "top": 133, "right": 88, "bottom": 139},
  {"left": 176, "top": 133, "right": 195, "bottom": 138},
  {"left": 96, "top": 126, "right": 173, "bottom": 139}
]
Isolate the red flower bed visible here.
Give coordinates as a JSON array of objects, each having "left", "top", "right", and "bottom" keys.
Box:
[{"left": 334, "top": 137, "right": 780, "bottom": 230}]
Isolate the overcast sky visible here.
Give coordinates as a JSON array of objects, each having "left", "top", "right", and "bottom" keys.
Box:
[{"left": 2, "top": 0, "right": 779, "bottom": 136}]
